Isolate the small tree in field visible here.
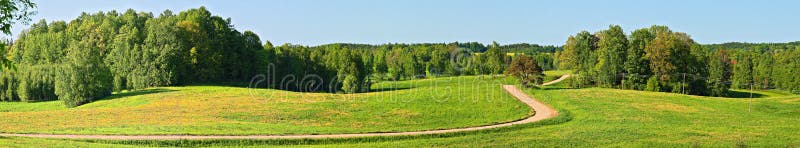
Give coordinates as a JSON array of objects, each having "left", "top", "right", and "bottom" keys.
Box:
[{"left": 505, "top": 55, "right": 544, "bottom": 88}]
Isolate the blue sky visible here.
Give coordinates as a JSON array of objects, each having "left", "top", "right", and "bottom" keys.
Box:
[{"left": 9, "top": 0, "right": 800, "bottom": 46}]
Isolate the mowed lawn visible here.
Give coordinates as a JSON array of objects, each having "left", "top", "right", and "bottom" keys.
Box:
[{"left": 0, "top": 76, "right": 529, "bottom": 135}]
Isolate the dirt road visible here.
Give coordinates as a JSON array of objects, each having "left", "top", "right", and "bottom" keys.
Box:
[{"left": 541, "top": 74, "right": 570, "bottom": 86}]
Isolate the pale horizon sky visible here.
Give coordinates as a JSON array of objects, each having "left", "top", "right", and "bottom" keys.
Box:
[{"left": 7, "top": 0, "right": 800, "bottom": 46}]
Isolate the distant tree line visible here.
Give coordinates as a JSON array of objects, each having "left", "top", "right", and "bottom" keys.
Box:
[
  {"left": 704, "top": 42, "right": 800, "bottom": 93},
  {"left": 557, "top": 25, "right": 800, "bottom": 96},
  {"left": 499, "top": 43, "right": 560, "bottom": 71},
  {"left": 267, "top": 41, "right": 509, "bottom": 93}
]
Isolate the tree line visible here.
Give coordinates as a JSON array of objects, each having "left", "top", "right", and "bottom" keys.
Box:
[
  {"left": 500, "top": 43, "right": 560, "bottom": 71},
  {"left": 266, "top": 41, "right": 510, "bottom": 93},
  {"left": 0, "top": 7, "right": 290, "bottom": 106},
  {"left": 0, "top": 7, "right": 539, "bottom": 107},
  {"left": 705, "top": 42, "right": 800, "bottom": 93},
  {"left": 556, "top": 25, "right": 800, "bottom": 96},
  {"left": 3, "top": 7, "right": 797, "bottom": 107}
]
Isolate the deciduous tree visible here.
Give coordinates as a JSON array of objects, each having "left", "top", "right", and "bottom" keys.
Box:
[{"left": 505, "top": 55, "right": 544, "bottom": 88}]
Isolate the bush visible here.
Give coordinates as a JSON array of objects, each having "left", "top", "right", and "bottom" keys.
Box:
[
  {"left": 341, "top": 75, "right": 358, "bottom": 93},
  {"left": 644, "top": 76, "right": 661, "bottom": 92}
]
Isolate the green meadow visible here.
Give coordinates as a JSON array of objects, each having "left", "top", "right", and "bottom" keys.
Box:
[
  {"left": 0, "top": 76, "right": 528, "bottom": 135},
  {"left": 2, "top": 72, "right": 798, "bottom": 147}
]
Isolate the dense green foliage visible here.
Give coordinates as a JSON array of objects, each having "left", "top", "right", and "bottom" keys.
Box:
[
  {"left": 1, "top": 8, "right": 272, "bottom": 106},
  {"left": 567, "top": 30, "right": 599, "bottom": 87},
  {"left": 623, "top": 28, "right": 653, "bottom": 90},
  {"left": 594, "top": 25, "right": 628, "bottom": 87},
  {"left": 3, "top": 6, "right": 797, "bottom": 107},
  {"left": 0, "top": 0, "right": 36, "bottom": 100},
  {"left": 0, "top": 68, "right": 17, "bottom": 101},
  {"left": 54, "top": 19, "right": 115, "bottom": 107},
  {"left": 559, "top": 25, "right": 800, "bottom": 96},
  {"left": 707, "top": 50, "right": 732, "bottom": 96},
  {"left": 559, "top": 25, "right": 741, "bottom": 96},
  {"left": 732, "top": 51, "right": 754, "bottom": 89},
  {"left": 16, "top": 65, "right": 56, "bottom": 102},
  {"left": 706, "top": 42, "right": 800, "bottom": 93},
  {"left": 484, "top": 42, "right": 506, "bottom": 74},
  {"left": 0, "top": 8, "right": 522, "bottom": 106},
  {"left": 265, "top": 42, "right": 515, "bottom": 93}
]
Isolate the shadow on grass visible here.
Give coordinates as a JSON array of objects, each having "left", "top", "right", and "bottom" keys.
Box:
[
  {"left": 369, "top": 87, "right": 413, "bottom": 92},
  {"left": 541, "top": 87, "right": 579, "bottom": 90},
  {"left": 200, "top": 81, "right": 417, "bottom": 94},
  {"left": 241, "top": 85, "right": 415, "bottom": 94},
  {"left": 726, "top": 90, "right": 766, "bottom": 98},
  {"left": 185, "top": 82, "right": 251, "bottom": 88},
  {"left": 96, "top": 89, "right": 177, "bottom": 102}
]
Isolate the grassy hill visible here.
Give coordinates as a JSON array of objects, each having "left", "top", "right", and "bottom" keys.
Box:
[
  {"left": 1, "top": 73, "right": 799, "bottom": 147},
  {"left": 0, "top": 76, "right": 528, "bottom": 135},
  {"left": 321, "top": 79, "right": 800, "bottom": 147}
]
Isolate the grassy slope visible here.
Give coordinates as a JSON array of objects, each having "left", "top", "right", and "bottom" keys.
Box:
[
  {"left": 3, "top": 72, "right": 800, "bottom": 147},
  {"left": 250, "top": 81, "right": 796, "bottom": 147},
  {"left": 0, "top": 76, "right": 528, "bottom": 135},
  {"left": 314, "top": 77, "right": 800, "bottom": 147}
]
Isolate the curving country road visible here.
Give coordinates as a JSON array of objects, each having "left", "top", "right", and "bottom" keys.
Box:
[
  {"left": 541, "top": 74, "right": 570, "bottom": 86},
  {"left": 0, "top": 81, "right": 561, "bottom": 140}
]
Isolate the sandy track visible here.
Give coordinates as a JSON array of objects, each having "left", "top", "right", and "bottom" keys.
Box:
[
  {"left": 541, "top": 74, "right": 570, "bottom": 86},
  {"left": 0, "top": 85, "right": 558, "bottom": 140}
]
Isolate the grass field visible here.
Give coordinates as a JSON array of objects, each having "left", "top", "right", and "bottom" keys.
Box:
[
  {"left": 2, "top": 72, "right": 799, "bottom": 147},
  {"left": 0, "top": 76, "right": 528, "bottom": 135}
]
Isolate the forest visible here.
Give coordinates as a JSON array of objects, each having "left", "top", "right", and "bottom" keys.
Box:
[
  {"left": 1, "top": 7, "right": 798, "bottom": 107},
  {"left": 704, "top": 42, "right": 800, "bottom": 92},
  {"left": 0, "top": 7, "right": 517, "bottom": 107},
  {"left": 555, "top": 25, "right": 800, "bottom": 96}
]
